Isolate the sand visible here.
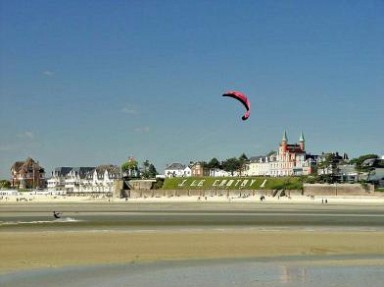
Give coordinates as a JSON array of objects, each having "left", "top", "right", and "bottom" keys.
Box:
[
  {"left": 2, "top": 191, "right": 384, "bottom": 205},
  {"left": 2, "top": 196, "right": 384, "bottom": 275},
  {"left": 2, "top": 230, "right": 384, "bottom": 274}
]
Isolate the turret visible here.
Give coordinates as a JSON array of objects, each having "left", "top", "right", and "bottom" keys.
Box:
[
  {"left": 281, "top": 130, "right": 288, "bottom": 152},
  {"left": 299, "top": 131, "right": 305, "bottom": 151}
]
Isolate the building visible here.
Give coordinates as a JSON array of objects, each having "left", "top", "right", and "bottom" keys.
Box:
[
  {"left": 10, "top": 157, "right": 46, "bottom": 189},
  {"left": 83, "top": 165, "right": 121, "bottom": 193},
  {"left": 209, "top": 168, "right": 232, "bottom": 177},
  {"left": 190, "top": 162, "right": 210, "bottom": 177},
  {"left": 338, "top": 164, "right": 359, "bottom": 182},
  {"left": 246, "top": 131, "right": 314, "bottom": 177},
  {"left": 47, "top": 167, "right": 73, "bottom": 192},
  {"left": 317, "top": 152, "right": 351, "bottom": 181},
  {"left": 48, "top": 165, "right": 121, "bottom": 193},
  {"left": 164, "top": 163, "right": 191, "bottom": 177},
  {"left": 270, "top": 131, "right": 307, "bottom": 176},
  {"left": 246, "top": 154, "right": 276, "bottom": 176},
  {"left": 63, "top": 167, "right": 95, "bottom": 193}
]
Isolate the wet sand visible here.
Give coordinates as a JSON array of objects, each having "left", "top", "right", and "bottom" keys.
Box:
[
  {"left": 2, "top": 201, "right": 384, "bottom": 276},
  {"left": 2, "top": 229, "right": 384, "bottom": 274}
]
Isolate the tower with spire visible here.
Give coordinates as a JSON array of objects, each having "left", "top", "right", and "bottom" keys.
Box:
[
  {"left": 299, "top": 131, "right": 305, "bottom": 151},
  {"left": 281, "top": 130, "right": 288, "bottom": 153},
  {"left": 279, "top": 130, "right": 305, "bottom": 153},
  {"left": 275, "top": 131, "right": 307, "bottom": 176},
  {"left": 246, "top": 131, "right": 313, "bottom": 176}
]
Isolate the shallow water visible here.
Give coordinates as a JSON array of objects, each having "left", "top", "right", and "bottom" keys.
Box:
[
  {"left": 2, "top": 207, "right": 384, "bottom": 232},
  {"left": 1, "top": 257, "right": 384, "bottom": 287}
]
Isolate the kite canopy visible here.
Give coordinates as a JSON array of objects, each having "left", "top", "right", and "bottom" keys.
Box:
[{"left": 222, "top": 91, "right": 250, "bottom": 120}]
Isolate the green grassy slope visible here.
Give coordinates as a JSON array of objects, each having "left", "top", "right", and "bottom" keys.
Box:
[{"left": 162, "top": 177, "right": 303, "bottom": 190}]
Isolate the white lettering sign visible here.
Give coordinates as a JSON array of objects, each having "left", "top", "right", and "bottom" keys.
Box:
[{"left": 176, "top": 178, "right": 258, "bottom": 188}]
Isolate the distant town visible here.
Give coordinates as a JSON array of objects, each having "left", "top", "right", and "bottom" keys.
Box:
[{"left": 1, "top": 131, "right": 383, "bottom": 194}]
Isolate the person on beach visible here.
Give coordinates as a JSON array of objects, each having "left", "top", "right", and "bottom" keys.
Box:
[{"left": 53, "top": 211, "right": 62, "bottom": 219}]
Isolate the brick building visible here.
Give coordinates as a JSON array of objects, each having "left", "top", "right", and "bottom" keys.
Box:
[{"left": 10, "top": 157, "right": 46, "bottom": 189}]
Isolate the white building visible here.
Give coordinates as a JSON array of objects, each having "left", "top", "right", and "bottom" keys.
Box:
[
  {"left": 209, "top": 168, "right": 232, "bottom": 177},
  {"left": 47, "top": 167, "right": 73, "bottom": 192},
  {"left": 48, "top": 165, "right": 121, "bottom": 193},
  {"left": 82, "top": 165, "right": 121, "bottom": 193},
  {"left": 246, "top": 154, "right": 276, "bottom": 176},
  {"left": 164, "top": 163, "right": 191, "bottom": 177},
  {"left": 63, "top": 167, "right": 95, "bottom": 193}
]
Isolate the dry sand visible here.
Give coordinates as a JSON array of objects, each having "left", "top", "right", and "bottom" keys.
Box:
[
  {"left": 2, "top": 192, "right": 384, "bottom": 205},
  {"left": 2, "top": 230, "right": 384, "bottom": 274},
  {"left": 2, "top": 197, "right": 384, "bottom": 275}
]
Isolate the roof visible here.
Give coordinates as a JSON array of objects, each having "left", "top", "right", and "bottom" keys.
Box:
[
  {"left": 362, "top": 158, "right": 381, "bottom": 167},
  {"left": 285, "top": 144, "right": 305, "bottom": 153},
  {"left": 11, "top": 161, "right": 24, "bottom": 171},
  {"left": 11, "top": 157, "right": 44, "bottom": 172},
  {"left": 249, "top": 156, "right": 266, "bottom": 163},
  {"left": 69, "top": 167, "right": 95, "bottom": 178},
  {"left": 54, "top": 167, "right": 73, "bottom": 176},
  {"left": 165, "top": 163, "right": 186, "bottom": 170},
  {"left": 299, "top": 131, "right": 305, "bottom": 142},
  {"left": 95, "top": 164, "right": 121, "bottom": 174},
  {"left": 306, "top": 154, "right": 319, "bottom": 160}
]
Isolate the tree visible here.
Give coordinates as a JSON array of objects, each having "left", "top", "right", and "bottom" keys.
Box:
[
  {"left": 199, "top": 161, "right": 208, "bottom": 168},
  {"left": 121, "top": 157, "right": 139, "bottom": 178},
  {"left": 141, "top": 160, "right": 158, "bottom": 179},
  {"left": 317, "top": 153, "right": 342, "bottom": 183},
  {"left": 148, "top": 164, "right": 158, "bottom": 178},
  {"left": 238, "top": 153, "right": 248, "bottom": 176},
  {"left": 222, "top": 157, "right": 241, "bottom": 176},
  {"left": 143, "top": 160, "right": 150, "bottom": 171},
  {"left": 141, "top": 160, "right": 151, "bottom": 179},
  {"left": 206, "top": 157, "right": 221, "bottom": 169},
  {"left": 350, "top": 154, "right": 379, "bottom": 172},
  {"left": 0, "top": 180, "right": 11, "bottom": 189}
]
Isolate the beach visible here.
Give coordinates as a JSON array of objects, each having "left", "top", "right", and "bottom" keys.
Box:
[
  {"left": 2, "top": 229, "right": 384, "bottom": 274},
  {"left": 2, "top": 197, "right": 384, "bottom": 286}
]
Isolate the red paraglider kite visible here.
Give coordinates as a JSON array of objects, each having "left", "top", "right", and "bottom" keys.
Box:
[{"left": 222, "top": 91, "right": 250, "bottom": 120}]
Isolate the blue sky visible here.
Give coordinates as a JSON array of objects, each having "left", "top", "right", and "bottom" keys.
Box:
[{"left": 0, "top": 0, "right": 383, "bottom": 178}]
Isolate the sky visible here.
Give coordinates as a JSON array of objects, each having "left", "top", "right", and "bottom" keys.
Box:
[{"left": 0, "top": 0, "right": 383, "bottom": 179}]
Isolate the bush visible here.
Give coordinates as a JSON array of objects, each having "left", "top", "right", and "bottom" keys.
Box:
[{"left": 153, "top": 179, "right": 164, "bottom": 189}]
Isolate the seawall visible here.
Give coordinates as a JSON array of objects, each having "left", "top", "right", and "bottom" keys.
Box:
[
  {"left": 303, "top": 183, "right": 374, "bottom": 196},
  {"left": 123, "top": 182, "right": 377, "bottom": 199}
]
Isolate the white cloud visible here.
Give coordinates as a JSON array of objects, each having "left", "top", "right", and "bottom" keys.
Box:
[
  {"left": 121, "top": 105, "right": 139, "bottom": 115},
  {"left": 134, "top": 126, "right": 150, "bottom": 133},
  {"left": 17, "top": 131, "right": 35, "bottom": 139},
  {"left": 43, "top": 70, "right": 54, "bottom": 77}
]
